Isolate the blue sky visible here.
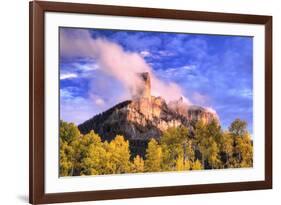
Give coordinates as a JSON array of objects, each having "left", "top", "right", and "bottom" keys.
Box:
[{"left": 60, "top": 27, "right": 253, "bottom": 133}]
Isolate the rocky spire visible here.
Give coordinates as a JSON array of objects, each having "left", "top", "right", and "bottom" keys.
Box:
[{"left": 133, "top": 72, "right": 151, "bottom": 100}]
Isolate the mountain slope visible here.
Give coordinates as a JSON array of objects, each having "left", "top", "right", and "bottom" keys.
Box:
[
  {"left": 78, "top": 72, "right": 218, "bottom": 157},
  {"left": 78, "top": 96, "right": 217, "bottom": 157}
]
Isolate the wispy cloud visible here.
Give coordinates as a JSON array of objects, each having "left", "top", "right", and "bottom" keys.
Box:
[
  {"left": 60, "top": 28, "right": 253, "bottom": 132},
  {"left": 191, "top": 92, "right": 210, "bottom": 106},
  {"left": 140, "top": 50, "right": 151, "bottom": 57},
  {"left": 60, "top": 88, "right": 73, "bottom": 98},
  {"left": 182, "top": 65, "right": 196, "bottom": 70},
  {"left": 74, "top": 62, "right": 100, "bottom": 72},
  {"left": 60, "top": 87, "right": 105, "bottom": 124},
  {"left": 228, "top": 88, "right": 253, "bottom": 99},
  {"left": 155, "top": 64, "right": 197, "bottom": 80},
  {"left": 60, "top": 73, "right": 78, "bottom": 80},
  {"left": 60, "top": 28, "right": 190, "bottom": 103},
  {"left": 158, "top": 50, "right": 175, "bottom": 57}
]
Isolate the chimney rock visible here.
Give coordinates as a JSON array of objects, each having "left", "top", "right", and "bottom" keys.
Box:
[{"left": 133, "top": 72, "right": 151, "bottom": 100}]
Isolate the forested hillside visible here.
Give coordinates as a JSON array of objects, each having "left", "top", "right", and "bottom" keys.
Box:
[{"left": 60, "top": 119, "right": 253, "bottom": 176}]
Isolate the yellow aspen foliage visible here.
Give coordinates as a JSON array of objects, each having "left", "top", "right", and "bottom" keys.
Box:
[
  {"left": 104, "top": 135, "right": 131, "bottom": 174},
  {"left": 192, "top": 159, "right": 203, "bottom": 170},
  {"left": 59, "top": 120, "right": 80, "bottom": 143},
  {"left": 132, "top": 155, "right": 145, "bottom": 173},
  {"left": 79, "top": 131, "right": 107, "bottom": 175},
  {"left": 208, "top": 141, "right": 221, "bottom": 168},
  {"left": 59, "top": 118, "right": 253, "bottom": 176},
  {"left": 176, "top": 155, "right": 191, "bottom": 171},
  {"left": 59, "top": 121, "right": 80, "bottom": 176},
  {"left": 145, "top": 139, "right": 162, "bottom": 172},
  {"left": 236, "top": 133, "right": 253, "bottom": 167},
  {"left": 59, "top": 139, "right": 75, "bottom": 176},
  {"left": 229, "top": 119, "right": 247, "bottom": 136},
  {"left": 161, "top": 127, "right": 191, "bottom": 171},
  {"left": 195, "top": 120, "right": 222, "bottom": 169}
]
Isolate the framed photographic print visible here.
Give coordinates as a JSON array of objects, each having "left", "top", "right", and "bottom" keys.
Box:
[{"left": 29, "top": 1, "right": 272, "bottom": 204}]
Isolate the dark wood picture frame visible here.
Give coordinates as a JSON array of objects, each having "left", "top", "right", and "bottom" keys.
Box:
[{"left": 29, "top": 1, "right": 272, "bottom": 204}]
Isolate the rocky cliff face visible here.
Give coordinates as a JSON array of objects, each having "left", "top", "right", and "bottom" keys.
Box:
[
  {"left": 168, "top": 97, "right": 218, "bottom": 125},
  {"left": 78, "top": 73, "right": 218, "bottom": 157}
]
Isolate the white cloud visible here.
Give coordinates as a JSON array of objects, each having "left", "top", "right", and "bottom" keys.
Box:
[
  {"left": 240, "top": 89, "right": 252, "bottom": 98},
  {"left": 60, "top": 29, "right": 189, "bottom": 103},
  {"left": 74, "top": 62, "right": 100, "bottom": 71},
  {"left": 60, "top": 88, "right": 73, "bottom": 98},
  {"left": 181, "top": 65, "right": 196, "bottom": 70},
  {"left": 228, "top": 88, "right": 252, "bottom": 99},
  {"left": 158, "top": 50, "right": 175, "bottom": 57},
  {"left": 60, "top": 73, "right": 78, "bottom": 80},
  {"left": 155, "top": 64, "right": 197, "bottom": 79},
  {"left": 60, "top": 96, "right": 96, "bottom": 124},
  {"left": 60, "top": 88, "right": 98, "bottom": 124},
  {"left": 90, "top": 94, "right": 106, "bottom": 106},
  {"left": 192, "top": 92, "right": 209, "bottom": 106},
  {"left": 140, "top": 50, "right": 151, "bottom": 57},
  {"left": 95, "top": 98, "right": 105, "bottom": 106},
  {"left": 60, "top": 62, "right": 100, "bottom": 80}
]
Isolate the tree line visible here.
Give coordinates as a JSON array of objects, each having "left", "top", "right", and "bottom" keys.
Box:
[{"left": 59, "top": 119, "right": 253, "bottom": 176}]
